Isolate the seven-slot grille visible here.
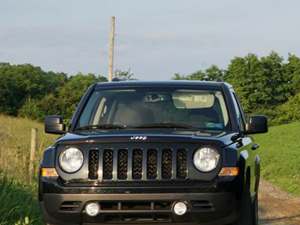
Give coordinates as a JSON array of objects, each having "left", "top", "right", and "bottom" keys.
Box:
[{"left": 88, "top": 148, "right": 188, "bottom": 181}]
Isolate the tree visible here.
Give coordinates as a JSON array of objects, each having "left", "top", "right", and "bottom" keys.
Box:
[
  {"left": 36, "top": 73, "right": 107, "bottom": 120},
  {"left": 0, "top": 63, "right": 67, "bottom": 115},
  {"left": 225, "top": 52, "right": 293, "bottom": 114},
  {"left": 284, "top": 54, "right": 300, "bottom": 94},
  {"left": 205, "top": 65, "right": 224, "bottom": 81},
  {"left": 172, "top": 65, "right": 224, "bottom": 81}
]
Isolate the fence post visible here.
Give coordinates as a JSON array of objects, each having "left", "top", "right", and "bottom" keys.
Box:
[{"left": 29, "top": 128, "right": 37, "bottom": 184}]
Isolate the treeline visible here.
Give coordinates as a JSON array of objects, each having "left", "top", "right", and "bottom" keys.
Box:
[
  {"left": 0, "top": 63, "right": 107, "bottom": 121},
  {"left": 174, "top": 52, "right": 300, "bottom": 125},
  {"left": 1, "top": 51, "right": 300, "bottom": 125}
]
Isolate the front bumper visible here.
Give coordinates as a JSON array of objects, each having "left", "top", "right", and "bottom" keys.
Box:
[{"left": 40, "top": 192, "right": 238, "bottom": 225}]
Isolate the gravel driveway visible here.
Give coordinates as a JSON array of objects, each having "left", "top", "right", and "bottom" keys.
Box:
[{"left": 259, "top": 180, "right": 300, "bottom": 225}]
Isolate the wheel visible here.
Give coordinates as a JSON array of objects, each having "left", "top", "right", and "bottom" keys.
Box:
[
  {"left": 232, "top": 190, "right": 256, "bottom": 225},
  {"left": 252, "top": 194, "right": 259, "bottom": 225}
]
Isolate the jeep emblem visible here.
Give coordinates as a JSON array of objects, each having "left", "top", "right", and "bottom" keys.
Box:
[{"left": 130, "top": 136, "right": 147, "bottom": 141}]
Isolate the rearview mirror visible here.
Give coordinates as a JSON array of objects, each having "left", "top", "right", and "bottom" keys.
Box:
[
  {"left": 245, "top": 115, "right": 268, "bottom": 134},
  {"left": 45, "top": 115, "right": 66, "bottom": 134}
]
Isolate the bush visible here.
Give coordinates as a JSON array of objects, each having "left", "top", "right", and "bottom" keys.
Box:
[
  {"left": 18, "top": 98, "right": 44, "bottom": 121},
  {"left": 273, "top": 93, "right": 300, "bottom": 124}
]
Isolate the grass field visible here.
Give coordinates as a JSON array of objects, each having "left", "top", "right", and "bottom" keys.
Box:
[
  {"left": 0, "top": 114, "right": 299, "bottom": 224},
  {"left": 0, "top": 115, "right": 55, "bottom": 183},
  {"left": 255, "top": 122, "right": 300, "bottom": 195}
]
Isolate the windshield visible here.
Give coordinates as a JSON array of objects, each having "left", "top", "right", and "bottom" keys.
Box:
[{"left": 76, "top": 88, "right": 230, "bottom": 131}]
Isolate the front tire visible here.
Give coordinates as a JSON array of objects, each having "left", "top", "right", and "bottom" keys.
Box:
[
  {"left": 233, "top": 191, "right": 257, "bottom": 225},
  {"left": 252, "top": 194, "right": 258, "bottom": 225}
]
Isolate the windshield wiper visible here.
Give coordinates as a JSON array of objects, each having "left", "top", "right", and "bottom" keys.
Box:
[
  {"left": 75, "top": 124, "right": 127, "bottom": 131},
  {"left": 133, "top": 122, "right": 197, "bottom": 129}
]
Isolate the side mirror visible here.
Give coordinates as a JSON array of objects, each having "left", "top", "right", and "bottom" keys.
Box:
[
  {"left": 45, "top": 115, "right": 66, "bottom": 134},
  {"left": 245, "top": 115, "right": 268, "bottom": 134}
]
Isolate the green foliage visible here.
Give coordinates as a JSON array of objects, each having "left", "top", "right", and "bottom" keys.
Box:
[
  {"left": 284, "top": 54, "right": 300, "bottom": 93},
  {"left": 54, "top": 73, "right": 107, "bottom": 119},
  {"left": 35, "top": 73, "right": 107, "bottom": 120},
  {"left": 18, "top": 98, "right": 43, "bottom": 121},
  {"left": 0, "top": 63, "right": 109, "bottom": 121},
  {"left": 225, "top": 54, "right": 261, "bottom": 113},
  {"left": 0, "top": 63, "right": 66, "bottom": 115},
  {"left": 173, "top": 52, "right": 300, "bottom": 124},
  {"left": 273, "top": 93, "right": 300, "bottom": 124},
  {"left": 0, "top": 176, "right": 42, "bottom": 225},
  {"left": 225, "top": 52, "right": 293, "bottom": 113},
  {"left": 255, "top": 122, "right": 300, "bottom": 195}
]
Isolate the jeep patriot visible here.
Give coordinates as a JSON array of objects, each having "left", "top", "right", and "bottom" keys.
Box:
[{"left": 39, "top": 81, "right": 268, "bottom": 225}]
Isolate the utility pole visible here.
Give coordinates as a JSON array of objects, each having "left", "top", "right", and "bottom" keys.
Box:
[{"left": 108, "top": 16, "right": 115, "bottom": 82}]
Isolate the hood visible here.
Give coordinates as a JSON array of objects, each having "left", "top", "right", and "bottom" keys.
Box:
[{"left": 55, "top": 129, "right": 237, "bottom": 148}]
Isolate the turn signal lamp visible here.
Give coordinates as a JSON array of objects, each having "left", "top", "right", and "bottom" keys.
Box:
[
  {"left": 41, "top": 168, "right": 58, "bottom": 177},
  {"left": 218, "top": 167, "right": 239, "bottom": 177}
]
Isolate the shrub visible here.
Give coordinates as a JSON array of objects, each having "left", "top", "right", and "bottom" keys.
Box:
[
  {"left": 18, "top": 98, "right": 44, "bottom": 121},
  {"left": 273, "top": 93, "right": 300, "bottom": 124}
]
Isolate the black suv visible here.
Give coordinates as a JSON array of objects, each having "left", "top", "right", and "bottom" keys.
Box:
[{"left": 39, "top": 81, "right": 268, "bottom": 225}]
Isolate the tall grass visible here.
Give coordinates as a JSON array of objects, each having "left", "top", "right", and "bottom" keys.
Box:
[
  {"left": 0, "top": 115, "right": 56, "bottom": 225},
  {"left": 0, "top": 175, "right": 42, "bottom": 225},
  {"left": 0, "top": 115, "right": 55, "bottom": 183}
]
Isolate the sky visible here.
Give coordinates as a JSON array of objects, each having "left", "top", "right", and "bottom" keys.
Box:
[{"left": 1, "top": 0, "right": 300, "bottom": 80}]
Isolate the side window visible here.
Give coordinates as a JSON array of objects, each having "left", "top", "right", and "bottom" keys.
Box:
[{"left": 231, "top": 92, "right": 246, "bottom": 131}]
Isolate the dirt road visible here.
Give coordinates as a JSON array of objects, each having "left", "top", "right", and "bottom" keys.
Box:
[{"left": 259, "top": 180, "right": 300, "bottom": 225}]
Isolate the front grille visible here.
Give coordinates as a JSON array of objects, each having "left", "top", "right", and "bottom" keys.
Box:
[
  {"left": 147, "top": 149, "right": 157, "bottom": 179},
  {"left": 88, "top": 150, "right": 99, "bottom": 179},
  {"left": 177, "top": 149, "right": 188, "bottom": 179},
  {"left": 103, "top": 149, "right": 113, "bottom": 180},
  {"left": 90, "top": 201, "right": 172, "bottom": 223},
  {"left": 191, "top": 200, "right": 214, "bottom": 212},
  {"left": 162, "top": 149, "right": 172, "bottom": 179},
  {"left": 98, "top": 201, "right": 172, "bottom": 211},
  {"left": 132, "top": 149, "right": 143, "bottom": 179},
  {"left": 118, "top": 149, "right": 128, "bottom": 180},
  {"left": 60, "top": 201, "right": 81, "bottom": 212},
  {"left": 88, "top": 148, "right": 188, "bottom": 181}
]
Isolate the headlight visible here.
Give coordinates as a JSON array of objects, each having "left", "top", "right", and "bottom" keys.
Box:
[
  {"left": 193, "top": 147, "right": 220, "bottom": 172},
  {"left": 59, "top": 147, "right": 84, "bottom": 173}
]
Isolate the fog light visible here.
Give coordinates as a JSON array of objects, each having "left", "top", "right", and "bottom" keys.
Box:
[
  {"left": 173, "top": 202, "right": 188, "bottom": 216},
  {"left": 85, "top": 202, "right": 100, "bottom": 216}
]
